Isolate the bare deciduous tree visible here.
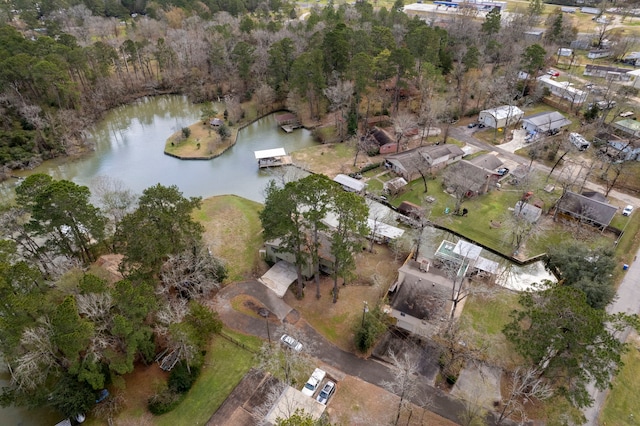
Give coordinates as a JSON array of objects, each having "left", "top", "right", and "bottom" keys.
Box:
[{"left": 495, "top": 367, "right": 553, "bottom": 425}]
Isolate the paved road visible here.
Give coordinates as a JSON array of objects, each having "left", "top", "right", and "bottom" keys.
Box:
[
  {"left": 582, "top": 245, "right": 640, "bottom": 425},
  {"left": 448, "top": 126, "right": 640, "bottom": 207},
  {"left": 214, "top": 280, "right": 503, "bottom": 425}
]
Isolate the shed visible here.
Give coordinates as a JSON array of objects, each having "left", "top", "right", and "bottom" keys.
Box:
[
  {"left": 275, "top": 113, "right": 298, "bottom": 125},
  {"left": 398, "top": 201, "right": 423, "bottom": 219},
  {"left": 514, "top": 201, "right": 542, "bottom": 223},
  {"left": 522, "top": 111, "right": 571, "bottom": 135},
  {"left": 209, "top": 118, "right": 224, "bottom": 127},
  {"left": 557, "top": 48, "right": 573, "bottom": 57},
  {"left": 333, "top": 174, "right": 366, "bottom": 192},
  {"left": 380, "top": 143, "right": 399, "bottom": 154},
  {"left": 478, "top": 105, "right": 524, "bottom": 129},
  {"left": 384, "top": 177, "right": 408, "bottom": 195}
]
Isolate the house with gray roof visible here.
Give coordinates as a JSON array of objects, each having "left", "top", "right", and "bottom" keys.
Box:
[
  {"left": 522, "top": 111, "right": 572, "bottom": 135},
  {"left": 469, "top": 153, "right": 503, "bottom": 171},
  {"left": 555, "top": 191, "right": 617, "bottom": 230},
  {"left": 384, "top": 144, "right": 464, "bottom": 181}
]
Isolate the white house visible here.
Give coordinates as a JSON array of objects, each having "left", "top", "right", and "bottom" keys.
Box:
[
  {"left": 478, "top": 105, "right": 525, "bottom": 129},
  {"left": 537, "top": 75, "right": 588, "bottom": 105},
  {"left": 333, "top": 174, "right": 366, "bottom": 193},
  {"left": 587, "top": 49, "right": 612, "bottom": 59},
  {"left": 522, "top": 111, "right": 572, "bottom": 135}
]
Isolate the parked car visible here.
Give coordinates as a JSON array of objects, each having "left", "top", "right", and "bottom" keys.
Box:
[
  {"left": 623, "top": 205, "right": 634, "bottom": 216},
  {"left": 547, "top": 69, "right": 560, "bottom": 77},
  {"left": 96, "top": 389, "right": 109, "bottom": 404},
  {"left": 467, "top": 122, "right": 478, "bottom": 128},
  {"left": 301, "top": 368, "right": 326, "bottom": 397},
  {"left": 316, "top": 381, "right": 336, "bottom": 405},
  {"left": 348, "top": 172, "right": 363, "bottom": 180},
  {"left": 280, "top": 334, "right": 303, "bottom": 352},
  {"left": 497, "top": 168, "right": 509, "bottom": 176}
]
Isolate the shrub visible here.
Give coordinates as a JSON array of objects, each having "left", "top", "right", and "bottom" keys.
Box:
[
  {"left": 217, "top": 124, "right": 231, "bottom": 139},
  {"left": 168, "top": 361, "right": 201, "bottom": 394},
  {"left": 148, "top": 389, "right": 182, "bottom": 415},
  {"left": 181, "top": 127, "right": 191, "bottom": 139}
]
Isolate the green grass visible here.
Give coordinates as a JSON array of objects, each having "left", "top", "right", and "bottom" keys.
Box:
[
  {"left": 458, "top": 291, "right": 520, "bottom": 366},
  {"left": 155, "top": 330, "right": 259, "bottom": 426},
  {"left": 600, "top": 334, "right": 640, "bottom": 425},
  {"left": 195, "top": 195, "right": 264, "bottom": 283}
]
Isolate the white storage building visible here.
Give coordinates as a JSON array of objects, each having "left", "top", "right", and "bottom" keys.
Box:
[{"left": 478, "top": 105, "right": 525, "bottom": 129}]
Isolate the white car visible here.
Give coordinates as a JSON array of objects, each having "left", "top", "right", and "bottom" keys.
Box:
[
  {"left": 623, "top": 205, "right": 634, "bottom": 216},
  {"left": 316, "top": 381, "right": 336, "bottom": 405},
  {"left": 301, "top": 368, "right": 326, "bottom": 397},
  {"left": 280, "top": 334, "right": 303, "bottom": 352}
]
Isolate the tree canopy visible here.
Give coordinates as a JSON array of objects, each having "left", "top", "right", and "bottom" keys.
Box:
[{"left": 503, "top": 285, "right": 637, "bottom": 409}]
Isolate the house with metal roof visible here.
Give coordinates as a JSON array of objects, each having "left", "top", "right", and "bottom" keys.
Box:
[
  {"left": 333, "top": 174, "right": 366, "bottom": 193},
  {"left": 537, "top": 75, "right": 588, "bottom": 105},
  {"left": 584, "top": 64, "right": 632, "bottom": 81},
  {"left": 384, "top": 144, "right": 464, "bottom": 181},
  {"left": 478, "top": 105, "right": 525, "bottom": 129},
  {"left": 522, "top": 111, "right": 572, "bottom": 135}
]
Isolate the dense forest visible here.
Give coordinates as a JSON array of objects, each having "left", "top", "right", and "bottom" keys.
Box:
[{"left": 0, "top": 0, "right": 576, "bottom": 178}]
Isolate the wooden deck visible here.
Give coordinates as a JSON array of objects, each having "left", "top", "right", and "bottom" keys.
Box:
[
  {"left": 258, "top": 155, "right": 292, "bottom": 168},
  {"left": 281, "top": 124, "right": 302, "bottom": 133}
]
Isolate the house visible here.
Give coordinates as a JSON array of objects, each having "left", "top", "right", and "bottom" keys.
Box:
[
  {"left": 333, "top": 174, "right": 366, "bottom": 193},
  {"left": 384, "top": 144, "right": 464, "bottom": 181},
  {"left": 537, "top": 75, "right": 588, "bottom": 105},
  {"left": 387, "top": 259, "right": 454, "bottom": 338},
  {"left": 602, "top": 130, "right": 640, "bottom": 161},
  {"left": 478, "top": 105, "right": 525, "bottom": 129},
  {"left": 265, "top": 386, "right": 326, "bottom": 425},
  {"left": 209, "top": 118, "right": 224, "bottom": 127},
  {"left": 367, "top": 218, "right": 404, "bottom": 243},
  {"left": 469, "top": 153, "right": 503, "bottom": 171},
  {"left": 583, "top": 64, "right": 632, "bottom": 81},
  {"left": 254, "top": 148, "right": 291, "bottom": 168},
  {"left": 587, "top": 49, "right": 612, "bottom": 59},
  {"left": 514, "top": 201, "right": 542, "bottom": 223},
  {"left": 264, "top": 231, "right": 336, "bottom": 281},
  {"left": 622, "top": 52, "right": 640, "bottom": 67},
  {"left": 612, "top": 118, "right": 640, "bottom": 138},
  {"left": 555, "top": 191, "right": 617, "bottom": 230},
  {"left": 448, "top": 160, "right": 501, "bottom": 197},
  {"left": 383, "top": 177, "right": 408, "bottom": 195},
  {"left": 521, "top": 111, "right": 572, "bottom": 135}
]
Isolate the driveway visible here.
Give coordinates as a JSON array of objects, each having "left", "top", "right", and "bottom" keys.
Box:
[{"left": 214, "top": 281, "right": 504, "bottom": 425}]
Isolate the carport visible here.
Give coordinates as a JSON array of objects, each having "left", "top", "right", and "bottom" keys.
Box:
[{"left": 258, "top": 260, "right": 298, "bottom": 298}]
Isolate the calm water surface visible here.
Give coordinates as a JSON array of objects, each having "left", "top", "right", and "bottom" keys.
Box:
[
  {"left": 1, "top": 95, "right": 316, "bottom": 203},
  {"left": 0, "top": 95, "right": 317, "bottom": 425}
]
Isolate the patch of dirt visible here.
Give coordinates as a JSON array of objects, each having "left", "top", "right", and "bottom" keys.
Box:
[
  {"left": 328, "top": 375, "right": 458, "bottom": 426},
  {"left": 283, "top": 245, "right": 402, "bottom": 351},
  {"left": 94, "top": 254, "right": 124, "bottom": 283},
  {"left": 117, "top": 363, "right": 169, "bottom": 419}
]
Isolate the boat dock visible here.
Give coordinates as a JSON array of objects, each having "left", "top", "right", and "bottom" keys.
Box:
[{"left": 254, "top": 147, "right": 292, "bottom": 168}]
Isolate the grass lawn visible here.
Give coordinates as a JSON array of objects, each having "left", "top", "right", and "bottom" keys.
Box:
[
  {"left": 155, "top": 330, "right": 259, "bottom": 426},
  {"left": 194, "top": 195, "right": 266, "bottom": 283},
  {"left": 600, "top": 332, "right": 640, "bottom": 425},
  {"left": 164, "top": 121, "right": 236, "bottom": 159},
  {"left": 458, "top": 290, "right": 521, "bottom": 368}
]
